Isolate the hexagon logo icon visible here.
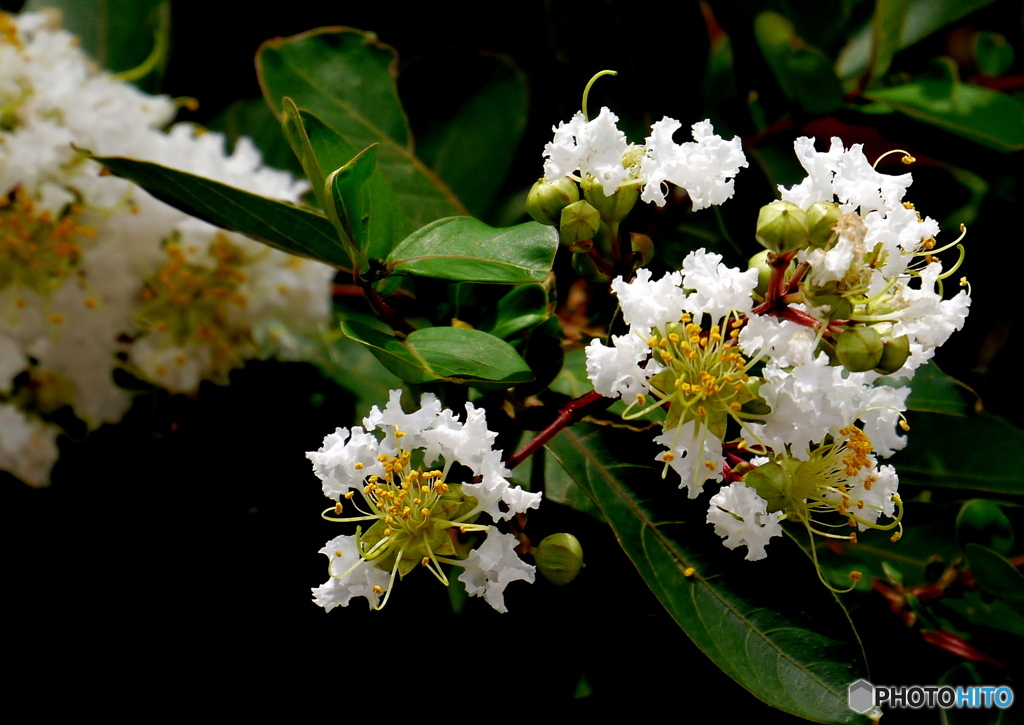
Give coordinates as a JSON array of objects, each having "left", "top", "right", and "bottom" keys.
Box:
[{"left": 848, "top": 679, "right": 875, "bottom": 713}]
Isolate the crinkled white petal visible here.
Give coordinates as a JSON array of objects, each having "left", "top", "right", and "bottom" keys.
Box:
[
  {"left": 311, "top": 535, "right": 390, "bottom": 611},
  {"left": 458, "top": 527, "right": 536, "bottom": 613},
  {"left": 679, "top": 249, "right": 758, "bottom": 321},
  {"left": 654, "top": 420, "right": 723, "bottom": 498},
  {"left": 611, "top": 268, "right": 686, "bottom": 334},
  {"left": 306, "top": 426, "right": 385, "bottom": 501},
  {"left": 706, "top": 482, "right": 783, "bottom": 560},
  {"left": 585, "top": 334, "right": 651, "bottom": 402}
]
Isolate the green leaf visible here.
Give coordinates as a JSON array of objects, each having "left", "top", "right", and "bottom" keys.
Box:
[
  {"left": 869, "top": 0, "right": 910, "bottom": 80},
  {"left": 387, "top": 217, "right": 557, "bottom": 285},
  {"left": 836, "top": 0, "right": 999, "bottom": 78},
  {"left": 257, "top": 28, "right": 467, "bottom": 231},
  {"left": 754, "top": 12, "right": 844, "bottom": 115},
  {"left": 328, "top": 143, "right": 403, "bottom": 262},
  {"left": 900, "top": 362, "right": 980, "bottom": 416},
  {"left": 863, "top": 79, "right": 1024, "bottom": 152},
  {"left": 965, "top": 543, "right": 1024, "bottom": 602},
  {"left": 25, "top": 0, "right": 168, "bottom": 88},
  {"left": 892, "top": 411, "right": 1024, "bottom": 495},
  {"left": 486, "top": 284, "right": 551, "bottom": 340},
  {"left": 547, "top": 423, "right": 870, "bottom": 724},
  {"left": 84, "top": 151, "right": 351, "bottom": 270},
  {"left": 413, "top": 54, "right": 528, "bottom": 218},
  {"left": 957, "top": 500, "right": 1014, "bottom": 556},
  {"left": 340, "top": 320, "right": 533, "bottom": 388},
  {"left": 975, "top": 32, "right": 1015, "bottom": 77}
]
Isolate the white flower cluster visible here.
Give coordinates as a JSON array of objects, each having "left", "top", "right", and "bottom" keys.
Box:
[
  {"left": 308, "top": 390, "right": 539, "bottom": 613},
  {"left": 0, "top": 12, "right": 334, "bottom": 486},
  {"left": 585, "top": 137, "right": 971, "bottom": 562},
  {"left": 543, "top": 107, "right": 747, "bottom": 209}
]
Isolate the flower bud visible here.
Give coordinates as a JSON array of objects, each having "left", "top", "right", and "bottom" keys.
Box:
[
  {"left": 874, "top": 334, "right": 911, "bottom": 374},
  {"left": 806, "top": 201, "right": 842, "bottom": 249},
  {"left": 744, "top": 461, "right": 790, "bottom": 514},
  {"left": 526, "top": 177, "right": 579, "bottom": 226},
  {"left": 559, "top": 199, "right": 601, "bottom": 246},
  {"left": 808, "top": 293, "right": 852, "bottom": 321},
  {"left": 835, "top": 326, "right": 884, "bottom": 372},
  {"left": 748, "top": 249, "right": 773, "bottom": 298},
  {"left": 584, "top": 181, "right": 638, "bottom": 223},
  {"left": 755, "top": 201, "right": 809, "bottom": 254},
  {"left": 534, "top": 533, "right": 584, "bottom": 586}
]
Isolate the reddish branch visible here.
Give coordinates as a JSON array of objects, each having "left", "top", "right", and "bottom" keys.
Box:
[{"left": 505, "top": 390, "right": 608, "bottom": 470}]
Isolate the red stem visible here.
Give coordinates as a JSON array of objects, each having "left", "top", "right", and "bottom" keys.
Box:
[{"left": 505, "top": 390, "right": 609, "bottom": 470}]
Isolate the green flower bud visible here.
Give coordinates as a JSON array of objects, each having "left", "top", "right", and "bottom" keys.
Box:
[
  {"left": 806, "top": 201, "right": 842, "bottom": 249},
  {"left": 835, "top": 326, "right": 884, "bottom": 372},
  {"left": 560, "top": 199, "right": 601, "bottom": 246},
  {"left": 874, "top": 334, "right": 911, "bottom": 374},
  {"left": 755, "top": 201, "right": 809, "bottom": 254},
  {"left": 748, "top": 249, "right": 773, "bottom": 298},
  {"left": 807, "top": 293, "right": 852, "bottom": 321},
  {"left": 584, "top": 181, "right": 638, "bottom": 224},
  {"left": 744, "top": 461, "right": 790, "bottom": 514},
  {"left": 526, "top": 177, "right": 579, "bottom": 226},
  {"left": 571, "top": 247, "right": 611, "bottom": 282},
  {"left": 534, "top": 533, "right": 584, "bottom": 586}
]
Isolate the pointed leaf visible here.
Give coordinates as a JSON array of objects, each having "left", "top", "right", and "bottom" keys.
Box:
[
  {"left": 340, "top": 320, "right": 533, "bottom": 389},
  {"left": 387, "top": 217, "right": 558, "bottom": 285},
  {"left": 328, "top": 144, "right": 402, "bottom": 261},
  {"left": 863, "top": 80, "right": 1024, "bottom": 152},
  {"left": 257, "top": 27, "right": 467, "bottom": 231},
  {"left": 754, "top": 12, "right": 844, "bottom": 115},
  {"left": 84, "top": 151, "right": 349, "bottom": 269},
  {"left": 547, "top": 423, "right": 871, "bottom": 724},
  {"left": 965, "top": 544, "right": 1024, "bottom": 602},
  {"left": 900, "top": 362, "right": 980, "bottom": 416},
  {"left": 869, "top": 0, "right": 910, "bottom": 80}
]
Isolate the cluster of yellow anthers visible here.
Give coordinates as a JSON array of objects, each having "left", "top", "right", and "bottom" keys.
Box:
[
  {"left": 628, "top": 313, "right": 754, "bottom": 423},
  {"left": 137, "top": 233, "right": 252, "bottom": 377},
  {"left": 0, "top": 189, "right": 93, "bottom": 295},
  {"left": 353, "top": 453, "right": 451, "bottom": 538}
]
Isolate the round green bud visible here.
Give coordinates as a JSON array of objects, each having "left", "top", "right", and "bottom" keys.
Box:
[
  {"left": 526, "top": 177, "right": 579, "bottom": 226},
  {"left": 874, "top": 334, "right": 911, "bottom": 375},
  {"left": 755, "top": 201, "right": 809, "bottom": 254},
  {"left": 584, "top": 180, "right": 639, "bottom": 224},
  {"left": 559, "top": 199, "right": 601, "bottom": 246},
  {"left": 806, "top": 201, "right": 842, "bottom": 249},
  {"left": 808, "top": 293, "right": 852, "bottom": 321},
  {"left": 534, "top": 533, "right": 584, "bottom": 586},
  {"left": 835, "top": 326, "right": 884, "bottom": 372},
  {"left": 744, "top": 461, "right": 791, "bottom": 514},
  {"left": 748, "top": 249, "right": 773, "bottom": 298}
]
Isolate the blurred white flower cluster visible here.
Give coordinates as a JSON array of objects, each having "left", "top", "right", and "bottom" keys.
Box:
[
  {"left": 586, "top": 136, "right": 971, "bottom": 568},
  {"left": 0, "top": 12, "right": 334, "bottom": 486},
  {"left": 308, "top": 390, "right": 539, "bottom": 613}
]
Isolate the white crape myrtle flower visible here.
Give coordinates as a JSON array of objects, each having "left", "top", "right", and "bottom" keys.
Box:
[
  {"left": 640, "top": 119, "right": 748, "bottom": 209},
  {"left": 309, "top": 391, "right": 539, "bottom": 612},
  {"left": 587, "top": 251, "right": 761, "bottom": 493},
  {"left": 542, "top": 106, "right": 746, "bottom": 206},
  {"left": 0, "top": 403, "right": 59, "bottom": 487},
  {"left": 0, "top": 11, "right": 334, "bottom": 485},
  {"left": 706, "top": 482, "right": 783, "bottom": 561}
]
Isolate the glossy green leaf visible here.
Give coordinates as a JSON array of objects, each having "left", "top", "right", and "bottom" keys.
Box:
[
  {"left": 25, "top": 0, "right": 168, "bottom": 88},
  {"left": 387, "top": 217, "right": 558, "bottom": 285},
  {"left": 900, "top": 362, "right": 980, "bottom": 416},
  {"left": 84, "top": 151, "right": 350, "bottom": 270},
  {"left": 486, "top": 284, "right": 551, "bottom": 340},
  {"left": 754, "top": 12, "right": 844, "bottom": 115},
  {"left": 328, "top": 144, "right": 403, "bottom": 262},
  {"left": 892, "top": 411, "right": 1024, "bottom": 495},
  {"left": 957, "top": 500, "right": 1014, "bottom": 556},
  {"left": 863, "top": 79, "right": 1024, "bottom": 152},
  {"left": 257, "top": 28, "right": 467, "bottom": 231},
  {"left": 965, "top": 543, "right": 1024, "bottom": 602},
  {"left": 340, "top": 320, "right": 533, "bottom": 388},
  {"left": 547, "top": 423, "right": 871, "bottom": 724},
  {"left": 413, "top": 54, "right": 528, "bottom": 218},
  {"left": 837, "top": 0, "right": 999, "bottom": 78},
  {"left": 869, "top": 0, "right": 910, "bottom": 80}
]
